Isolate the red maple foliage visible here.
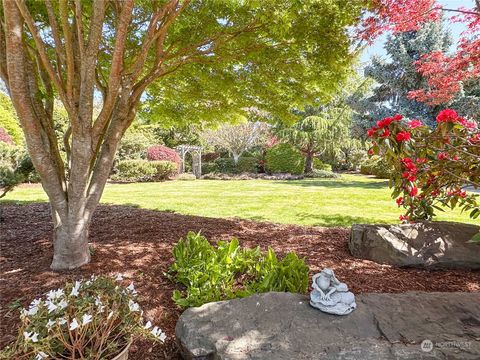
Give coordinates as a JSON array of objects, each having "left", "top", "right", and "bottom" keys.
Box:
[
  {"left": 360, "top": 0, "right": 480, "bottom": 105},
  {"left": 146, "top": 145, "right": 181, "bottom": 169}
]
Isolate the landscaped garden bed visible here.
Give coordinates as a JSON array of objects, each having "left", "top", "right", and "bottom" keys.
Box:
[{"left": 1, "top": 203, "right": 478, "bottom": 359}]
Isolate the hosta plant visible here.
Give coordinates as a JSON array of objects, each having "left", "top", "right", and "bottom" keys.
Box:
[{"left": 1, "top": 275, "right": 165, "bottom": 360}]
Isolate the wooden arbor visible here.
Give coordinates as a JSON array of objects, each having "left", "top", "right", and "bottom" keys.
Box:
[{"left": 176, "top": 145, "right": 202, "bottom": 178}]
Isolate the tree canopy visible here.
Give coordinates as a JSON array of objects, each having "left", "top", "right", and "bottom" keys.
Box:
[{"left": 0, "top": 0, "right": 370, "bottom": 270}]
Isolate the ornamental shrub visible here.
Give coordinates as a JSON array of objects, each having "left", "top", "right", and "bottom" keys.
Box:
[
  {"left": 265, "top": 143, "right": 304, "bottom": 174},
  {"left": 359, "top": 156, "right": 394, "bottom": 179},
  {"left": 177, "top": 173, "right": 197, "bottom": 181},
  {"left": 0, "top": 143, "right": 36, "bottom": 198},
  {"left": 304, "top": 169, "right": 340, "bottom": 179},
  {"left": 146, "top": 145, "right": 181, "bottom": 170},
  {"left": 111, "top": 160, "right": 176, "bottom": 182},
  {"left": 313, "top": 158, "right": 332, "bottom": 171},
  {"left": 116, "top": 130, "right": 154, "bottom": 161},
  {"left": 169, "top": 232, "right": 309, "bottom": 308},
  {"left": 0, "top": 275, "right": 165, "bottom": 360},
  {"left": 367, "top": 110, "right": 479, "bottom": 222},
  {"left": 213, "top": 157, "right": 258, "bottom": 174}
]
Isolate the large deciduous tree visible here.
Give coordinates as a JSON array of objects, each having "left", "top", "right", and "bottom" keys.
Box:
[{"left": 0, "top": 0, "right": 368, "bottom": 270}]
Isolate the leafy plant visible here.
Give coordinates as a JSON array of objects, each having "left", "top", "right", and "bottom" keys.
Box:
[
  {"left": 169, "top": 232, "right": 309, "bottom": 308},
  {"left": 0, "top": 275, "right": 165, "bottom": 360},
  {"left": 265, "top": 143, "right": 304, "bottom": 175},
  {"left": 146, "top": 145, "right": 181, "bottom": 170},
  {"left": 111, "top": 160, "right": 176, "bottom": 182}
]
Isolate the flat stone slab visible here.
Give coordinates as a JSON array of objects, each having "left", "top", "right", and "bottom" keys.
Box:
[{"left": 176, "top": 291, "right": 480, "bottom": 360}]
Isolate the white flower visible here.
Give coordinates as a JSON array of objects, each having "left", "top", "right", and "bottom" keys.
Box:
[
  {"left": 47, "top": 289, "right": 64, "bottom": 301},
  {"left": 107, "top": 311, "right": 114, "bottom": 320},
  {"left": 58, "top": 299, "right": 68, "bottom": 310},
  {"left": 70, "top": 281, "right": 81, "bottom": 297},
  {"left": 151, "top": 326, "right": 166, "bottom": 341},
  {"left": 35, "top": 352, "right": 48, "bottom": 360},
  {"left": 128, "top": 300, "right": 140, "bottom": 312},
  {"left": 126, "top": 282, "right": 137, "bottom": 295},
  {"left": 30, "top": 298, "right": 42, "bottom": 307},
  {"left": 82, "top": 314, "right": 93, "bottom": 326},
  {"left": 46, "top": 300, "right": 57, "bottom": 313},
  {"left": 144, "top": 321, "right": 152, "bottom": 329},
  {"left": 24, "top": 332, "right": 39, "bottom": 342},
  {"left": 31, "top": 333, "right": 39, "bottom": 342},
  {"left": 57, "top": 317, "right": 67, "bottom": 326},
  {"left": 69, "top": 318, "right": 79, "bottom": 331},
  {"left": 27, "top": 306, "right": 39, "bottom": 316},
  {"left": 46, "top": 319, "right": 56, "bottom": 330},
  {"left": 115, "top": 273, "right": 124, "bottom": 281}
]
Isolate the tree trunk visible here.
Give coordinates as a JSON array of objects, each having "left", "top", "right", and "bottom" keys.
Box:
[
  {"left": 304, "top": 153, "right": 314, "bottom": 173},
  {"left": 233, "top": 153, "right": 241, "bottom": 164},
  {"left": 50, "top": 210, "right": 91, "bottom": 270}
]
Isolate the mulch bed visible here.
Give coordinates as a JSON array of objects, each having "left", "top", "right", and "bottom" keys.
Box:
[{"left": 1, "top": 203, "right": 479, "bottom": 359}]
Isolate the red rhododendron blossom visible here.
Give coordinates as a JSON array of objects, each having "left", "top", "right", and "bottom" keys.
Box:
[
  {"left": 376, "top": 117, "right": 394, "bottom": 128},
  {"left": 436, "top": 109, "right": 458, "bottom": 123},
  {"left": 437, "top": 152, "right": 449, "bottom": 160},
  {"left": 416, "top": 157, "right": 428, "bottom": 164},
  {"left": 367, "top": 127, "right": 378, "bottom": 137},
  {"left": 408, "top": 119, "right": 423, "bottom": 129},
  {"left": 396, "top": 131, "right": 411, "bottom": 142},
  {"left": 380, "top": 128, "right": 391, "bottom": 138},
  {"left": 409, "top": 187, "right": 418, "bottom": 197},
  {"left": 368, "top": 148, "right": 374, "bottom": 155},
  {"left": 396, "top": 197, "right": 404, "bottom": 206},
  {"left": 399, "top": 215, "right": 410, "bottom": 222},
  {"left": 470, "top": 134, "right": 480, "bottom": 143}
]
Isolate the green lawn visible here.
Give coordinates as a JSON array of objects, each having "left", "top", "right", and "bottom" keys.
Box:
[{"left": 2, "top": 174, "right": 477, "bottom": 227}]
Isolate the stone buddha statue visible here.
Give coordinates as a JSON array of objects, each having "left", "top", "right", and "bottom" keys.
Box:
[{"left": 310, "top": 268, "right": 356, "bottom": 315}]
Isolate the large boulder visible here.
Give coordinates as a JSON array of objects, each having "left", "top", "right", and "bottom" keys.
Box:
[
  {"left": 176, "top": 291, "right": 480, "bottom": 360},
  {"left": 349, "top": 222, "right": 480, "bottom": 269}
]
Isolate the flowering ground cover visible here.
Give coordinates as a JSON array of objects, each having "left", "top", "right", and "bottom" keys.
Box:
[{"left": 1, "top": 203, "right": 479, "bottom": 359}]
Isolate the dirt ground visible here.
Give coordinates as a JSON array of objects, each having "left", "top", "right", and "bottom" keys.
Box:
[{"left": 1, "top": 203, "right": 479, "bottom": 359}]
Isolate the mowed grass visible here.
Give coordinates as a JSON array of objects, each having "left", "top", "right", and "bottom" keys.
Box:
[{"left": 2, "top": 174, "right": 477, "bottom": 227}]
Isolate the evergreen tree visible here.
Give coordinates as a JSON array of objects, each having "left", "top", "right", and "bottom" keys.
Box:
[{"left": 350, "top": 20, "right": 453, "bottom": 133}]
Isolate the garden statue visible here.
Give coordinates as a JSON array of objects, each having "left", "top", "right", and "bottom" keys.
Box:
[{"left": 310, "top": 268, "right": 356, "bottom": 315}]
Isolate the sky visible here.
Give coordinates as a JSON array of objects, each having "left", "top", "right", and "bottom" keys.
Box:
[{"left": 360, "top": 0, "right": 475, "bottom": 65}]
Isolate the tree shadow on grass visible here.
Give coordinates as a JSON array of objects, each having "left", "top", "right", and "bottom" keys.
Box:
[
  {"left": 294, "top": 212, "right": 389, "bottom": 227},
  {"left": 272, "top": 179, "right": 389, "bottom": 189}
]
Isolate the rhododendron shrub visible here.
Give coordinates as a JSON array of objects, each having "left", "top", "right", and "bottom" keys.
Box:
[
  {"left": 367, "top": 109, "right": 479, "bottom": 221},
  {"left": 146, "top": 145, "right": 181, "bottom": 170},
  {"left": 0, "top": 127, "right": 14, "bottom": 145}
]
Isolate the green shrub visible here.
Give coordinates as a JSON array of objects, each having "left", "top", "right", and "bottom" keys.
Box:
[
  {"left": 304, "top": 169, "right": 340, "bottom": 179},
  {"left": 265, "top": 143, "right": 304, "bottom": 174},
  {"left": 116, "top": 130, "right": 153, "bottom": 161},
  {"left": 0, "top": 143, "right": 36, "bottom": 197},
  {"left": 169, "top": 232, "right": 309, "bottom": 308},
  {"left": 313, "top": 158, "right": 332, "bottom": 171},
  {"left": 111, "top": 160, "right": 176, "bottom": 182},
  {"left": 214, "top": 156, "right": 258, "bottom": 174},
  {"left": 177, "top": 173, "right": 197, "bottom": 180},
  {"left": 360, "top": 156, "right": 393, "bottom": 179},
  {"left": 202, "top": 161, "right": 218, "bottom": 174}
]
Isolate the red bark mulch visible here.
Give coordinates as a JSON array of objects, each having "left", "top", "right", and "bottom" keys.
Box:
[{"left": 1, "top": 203, "right": 479, "bottom": 359}]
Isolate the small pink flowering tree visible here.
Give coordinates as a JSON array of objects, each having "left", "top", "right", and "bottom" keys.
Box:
[{"left": 367, "top": 109, "right": 479, "bottom": 222}]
